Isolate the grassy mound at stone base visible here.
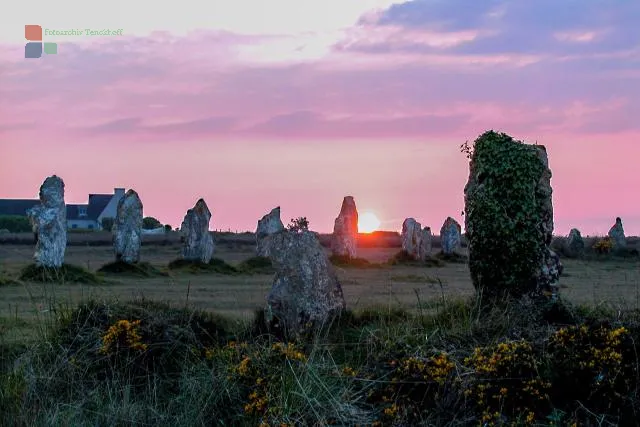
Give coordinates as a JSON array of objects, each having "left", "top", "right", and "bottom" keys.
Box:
[
  {"left": 97, "top": 261, "right": 168, "bottom": 277},
  {"left": 388, "top": 250, "right": 446, "bottom": 267},
  {"left": 329, "top": 255, "right": 385, "bottom": 268},
  {"left": 168, "top": 257, "right": 276, "bottom": 275},
  {"left": 435, "top": 251, "right": 469, "bottom": 263},
  {"left": 18, "top": 263, "right": 102, "bottom": 284}
]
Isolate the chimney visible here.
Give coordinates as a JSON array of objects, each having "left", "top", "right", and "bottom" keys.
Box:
[{"left": 114, "top": 188, "right": 125, "bottom": 196}]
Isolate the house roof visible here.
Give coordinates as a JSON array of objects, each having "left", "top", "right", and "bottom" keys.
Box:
[
  {"left": 0, "top": 199, "right": 39, "bottom": 216},
  {"left": 0, "top": 198, "right": 109, "bottom": 222},
  {"left": 87, "top": 194, "right": 113, "bottom": 220},
  {"left": 66, "top": 204, "right": 88, "bottom": 220}
]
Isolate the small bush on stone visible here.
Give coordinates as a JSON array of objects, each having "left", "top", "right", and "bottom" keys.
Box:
[{"left": 287, "top": 217, "right": 309, "bottom": 233}]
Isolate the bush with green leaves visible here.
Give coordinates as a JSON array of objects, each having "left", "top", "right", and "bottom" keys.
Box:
[
  {"left": 287, "top": 216, "right": 309, "bottom": 233},
  {"left": 100, "top": 217, "right": 114, "bottom": 232},
  {"left": 0, "top": 215, "right": 31, "bottom": 233},
  {"left": 463, "top": 130, "right": 552, "bottom": 299},
  {"left": 142, "top": 216, "right": 162, "bottom": 229}
]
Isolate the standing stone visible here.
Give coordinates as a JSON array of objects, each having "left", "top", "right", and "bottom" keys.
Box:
[
  {"left": 566, "top": 228, "right": 585, "bottom": 258},
  {"left": 464, "top": 131, "right": 562, "bottom": 299},
  {"left": 419, "top": 227, "right": 432, "bottom": 260},
  {"left": 608, "top": 217, "right": 627, "bottom": 251},
  {"left": 27, "top": 175, "right": 67, "bottom": 268},
  {"left": 256, "top": 207, "right": 285, "bottom": 257},
  {"left": 264, "top": 230, "right": 345, "bottom": 337},
  {"left": 440, "top": 217, "right": 462, "bottom": 255},
  {"left": 113, "top": 189, "right": 143, "bottom": 264},
  {"left": 181, "top": 199, "right": 214, "bottom": 263},
  {"left": 401, "top": 218, "right": 423, "bottom": 260},
  {"left": 331, "top": 196, "right": 358, "bottom": 258}
]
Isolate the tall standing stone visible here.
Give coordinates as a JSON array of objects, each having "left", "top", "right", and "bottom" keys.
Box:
[
  {"left": 608, "top": 217, "right": 627, "bottom": 251},
  {"left": 463, "top": 131, "right": 562, "bottom": 299},
  {"left": 181, "top": 199, "right": 214, "bottom": 263},
  {"left": 440, "top": 217, "right": 462, "bottom": 255},
  {"left": 256, "top": 207, "right": 285, "bottom": 257},
  {"left": 113, "top": 189, "right": 143, "bottom": 264},
  {"left": 264, "top": 230, "right": 345, "bottom": 338},
  {"left": 566, "top": 228, "right": 585, "bottom": 258},
  {"left": 27, "top": 175, "right": 67, "bottom": 268},
  {"left": 401, "top": 218, "right": 423, "bottom": 260},
  {"left": 419, "top": 226, "right": 432, "bottom": 260},
  {"left": 331, "top": 196, "right": 358, "bottom": 258}
]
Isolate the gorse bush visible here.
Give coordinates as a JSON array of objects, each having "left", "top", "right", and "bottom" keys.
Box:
[
  {"left": 593, "top": 237, "right": 613, "bottom": 254},
  {"left": 4, "top": 297, "right": 640, "bottom": 426},
  {"left": 463, "top": 130, "right": 550, "bottom": 299}
]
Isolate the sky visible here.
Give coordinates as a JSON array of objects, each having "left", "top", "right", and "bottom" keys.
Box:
[{"left": 0, "top": 0, "right": 639, "bottom": 235}]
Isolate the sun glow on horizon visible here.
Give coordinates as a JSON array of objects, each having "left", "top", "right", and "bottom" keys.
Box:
[{"left": 358, "top": 211, "right": 381, "bottom": 233}]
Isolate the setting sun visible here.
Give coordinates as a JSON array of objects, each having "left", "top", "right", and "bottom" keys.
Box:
[{"left": 358, "top": 211, "right": 381, "bottom": 233}]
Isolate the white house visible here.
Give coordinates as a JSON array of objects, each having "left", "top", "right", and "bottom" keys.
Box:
[{"left": 0, "top": 188, "right": 126, "bottom": 230}]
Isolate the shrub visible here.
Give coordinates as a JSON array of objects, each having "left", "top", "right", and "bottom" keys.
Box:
[
  {"left": 464, "top": 340, "right": 551, "bottom": 424},
  {"left": 143, "top": 216, "right": 162, "bottom": 230},
  {"left": 100, "top": 217, "right": 114, "bottom": 232},
  {"left": 593, "top": 237, "right": 613, "bottom": 254},
  {"left": 0, "top": 215, "right": 31, "bottom": 233},
  {"left": 547, "top": 322, "right": 639, "bottom": 418},
  {"left": 287, "top": 217, "right": 309, "bottom": 233},
  {"left": 463, "top": 130, "right": 549, "bottom": 299}
]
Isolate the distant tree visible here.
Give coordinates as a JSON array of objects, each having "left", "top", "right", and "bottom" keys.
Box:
[
  {"left": 0, "top": 215, "right": 31, "bottom": 233},
  {"left": 287, "top": 217, "right": 309, "bottom": 233},
  {"left": 142, "top": 216, "right": 162, "bottom": 230},
  {"left": 101, "top": 217, "right": 115, "bottom": 232},
  {"left": 164, "top": 224, "right": 172, "bottom": 233}
]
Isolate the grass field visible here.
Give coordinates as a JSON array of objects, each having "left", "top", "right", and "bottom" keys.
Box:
[
  {"left": 2, "top": 235, "right": 640, "bottom": 425},
  {"left": 1, "top": 236, "right": 639, "bottom": 346}
]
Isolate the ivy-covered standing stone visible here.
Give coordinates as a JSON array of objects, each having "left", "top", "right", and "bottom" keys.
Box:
[{"left": 463, "top": 131, "right": 562, "bottom": 299}]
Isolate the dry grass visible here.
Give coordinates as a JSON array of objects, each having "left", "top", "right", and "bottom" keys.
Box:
[{"left": 1, "top": 236, "right": 639, "bottom": 347}]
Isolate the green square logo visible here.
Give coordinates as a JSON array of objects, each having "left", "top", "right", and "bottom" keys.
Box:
[{"left": 43, "top": 42, "right": 57, "bottom": 54}]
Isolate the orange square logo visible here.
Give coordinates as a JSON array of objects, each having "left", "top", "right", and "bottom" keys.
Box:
[{"left": 25, "top": 25, "right": 42, "bottom": 41}]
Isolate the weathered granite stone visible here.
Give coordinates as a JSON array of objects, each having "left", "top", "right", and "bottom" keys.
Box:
[
  {"left": 419, "top": 227, "right": 432, "bottom": 260},
  {"left": 464, "top": 131, "right": 562, "bottom": 299},
  {"left": 401, "top": 218, "right": 423, "bottom": 260},
  {"left": 27, "top": 175, "right": 67, "bottom": 267},
  {"left": 331, "top": 196, "right": 358, "bottom": 258},
  {"left": 566, "top": 228, "right": 585, "bottom": 257},
  {"left": 608, "top": 217, "right": 627, "bottom": 251},
  {"left": 113, "top": 189, "right": 143, "bottom": 264},
  {"left": 265, "top": 230, "right": 345, "bottom": 337},
  {"left": 440, "top": 217, "right": 462, "bottom": 255},
  {"left": 256, "top": 207, "right": 285, "bottom": 257},
  {"left": 181, "top": 199, "right": 214, "bottom": 263}
]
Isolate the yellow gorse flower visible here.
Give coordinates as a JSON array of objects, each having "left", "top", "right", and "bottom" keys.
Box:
[{"left": 100, "top": 319, "right": 147, "bottom": 354}]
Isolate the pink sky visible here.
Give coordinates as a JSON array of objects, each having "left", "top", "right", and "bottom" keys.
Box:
[{"left": 1, "top": 0, "right": 639, "bottom": 235}]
